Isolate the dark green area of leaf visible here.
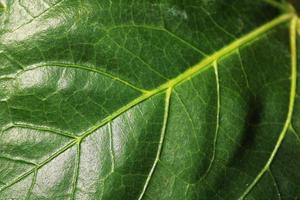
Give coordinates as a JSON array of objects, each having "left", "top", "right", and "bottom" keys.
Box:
[{"left": 0, "top": 0, "right": 300, "bottom": 200}]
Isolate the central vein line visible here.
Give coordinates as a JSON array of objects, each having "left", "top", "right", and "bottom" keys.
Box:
[
  {"left": 238, "top": 15, "right": 298, "bottom": 200},
  {"left": 156, "top": 13, "right": 292, "bottom": 91},
  {"left": 0, "top": 13, "right": 292, "bottom": 193},
  {"left": 79, "top": 13, "right": 292, "bottom": 141}
]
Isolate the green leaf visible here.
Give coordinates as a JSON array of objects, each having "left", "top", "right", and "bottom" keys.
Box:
[{"left": 0, "top": 0, "right": 299, "bottom": 199}]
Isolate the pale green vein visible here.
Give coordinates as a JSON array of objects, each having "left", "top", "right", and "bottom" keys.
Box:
[
  {"left": 155, "top": 13, "right": 292, "bottom": 91},
  {"left": 200, "top": 6, "right": 236, "bottom": 39},
  {"left": 2, "top": 52, "right": 25, "bottom": 70},
  {"left": 107, "top": 35, "right": 169, "bottom": 81},
  {"left": 289, "top": 124, "right": 300, "bottom": 143},
  {"left": 2, "top": 123, "right": 76, "bottom": 139},
  {"left": 199, "top": 61, "right": 220, "bottom": 181},
  {"left": 237, "top": 49, "right": 250, "bottom": 89},
  {"left": 78, "top": 91, "right": 161, "bottom": 141},
  {"left": 21, "top": 62, "right": 147, "bottom": 93},
  {"left": 24, "top": 169, "right": 37, "bottom": 200},
  {"left": 238, "top": 15, "right": 298, "bottom": 200},
  {"left": 138, "top": 88, "right": 172, "bottom": 200},
  {"left": 268, "top": 169, "right": 282, "bottom": 200},
  {"left": 108, "top": 122, "right": 115, "bottom": 173},
  {"left": 261, "top": 0, "right": 289, "bottom": 11},
  {"left": 9, "top": 0, "right": 65, "bottom": 33},
  {"left": 78, "top": 13, "right": 292, "bottom": 143},
  {"left": 18, "top": 0, "right": 35, "bottom": 18},
  {"left": 107, "top": 24, "right": 207, "bottom": 56},
  {"left": 0, "top": 140, "right": 77, "bottom": 192},
  {"left": 174, "top": 90, "right": 201, "bottom": 149},
  {"left": 71, "top": 144, "right": 81, "bottom": 200},
  {"left": 0, "top": 13, "right": 291, "bottom": 193},
  {"left": 0, "top": 155, "right": 36, "bottom": 166}
]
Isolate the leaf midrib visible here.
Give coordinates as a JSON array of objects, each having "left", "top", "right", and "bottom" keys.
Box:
[
  {"left": 0, "top": 12, "right": 293, "bottom": 195},
  {"left": 78, "top": 13, "right": 293, "bottom": 141}
]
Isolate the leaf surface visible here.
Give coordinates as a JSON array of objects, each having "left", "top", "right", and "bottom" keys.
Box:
[{"left": 0, "top": 0, "right": 300, "bottom": 199}]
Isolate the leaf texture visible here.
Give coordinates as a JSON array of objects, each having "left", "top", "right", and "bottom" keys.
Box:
[{"left": 0, "top": 0, "right": 300, "bottom": 199}]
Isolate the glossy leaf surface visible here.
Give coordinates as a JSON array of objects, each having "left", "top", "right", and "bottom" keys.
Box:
[{"left": 0, "top": 0, "right": 300, "bottom": 199}]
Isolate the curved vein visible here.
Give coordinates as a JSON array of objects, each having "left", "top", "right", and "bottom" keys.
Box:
[
  {"left": 156, "top": 13, "right": 292, "bottom": 90},
  {"left": 107, "top": 35, "right": 169, "bottom": 81},
  {"left": 199, "top": 6, "right": 236, "bottom": 39},
  {"left": 108, "top": 122, "right": 115, "bottom": 173},
  {"left": 289, "top": 124, "right": 300, "bottom": 143},
  {"left": 238, "top": 15, "right": 298, "bottom": 200},
  {"left": 0, "top": 140, "right": 77, "bottom": 192},
  {"left": 107, "top": 24, "right": 207, "bottom": 56},
  {"left": 25, "top": 169, "right": 37, "bottom": 200},
  {"left": 9, "top": 0, "right": 65, "bottom": 33},
  {"left": 199, "top": 61, "right": 221, "bottom": 181},
  {"left": 79, "top": 13, "right": 291, "bottom": 142},
  {"left": 15, "top": 62, "right": 147, "bottom": 94},
  {"left": 0, "top": 155, "right": 36, "bottom": 166},
  {"left": 174, "top": 90, "right": 199, "bottom": 148},
  {"left": 268, "top": 169, "right": 282, "bottom": 200},
  {"left": 2, "top": 123, "right": 76, "bottom": 139},
  {"left": 262, "top": 0, "right": 289, "bottom": 11},
  {"left": 138, "top": 88, "right": 172, "bottom": 200},
  {"left": 71, "top": 144, "right": 81, "bottom": 199},
  {"left": 0, "top": 13, "right": 291, "bottom": 192},
  {"left": 50, "top": 63, "right": 147, "bottom": 93}
]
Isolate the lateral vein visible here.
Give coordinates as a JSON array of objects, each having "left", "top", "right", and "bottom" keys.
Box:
[
  {"left": 199, "top": 61, "right": 220, "bottom": 180},
  {"left": 155, "top": 13, "right": 292, "bottom": 90},
  {"left": 0, "top": 140, "right": 77, "bottom": 192},
  {"left": 238, "top": 15, "right": 298, "bottom": 200},
  {"left": 13, "top": 62, "right": 148, "bottom": 94},
  {"left": 138, "top": 88, "right": 172, "bottom": 200},
  {"left": 262, "top": 0, "right": 288, "bottom": 11},
  {"left": 24, "top": 169, "right": 37, "bottom": 200},
  {"left": 71, "top": 144, "right": 81, "bottom": 199},
  {"left": 0, "top": 13, "right": 292, "bottom": 192},
  {"left": 78, "top": 13, "right": 291, "bottom": 141}
]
